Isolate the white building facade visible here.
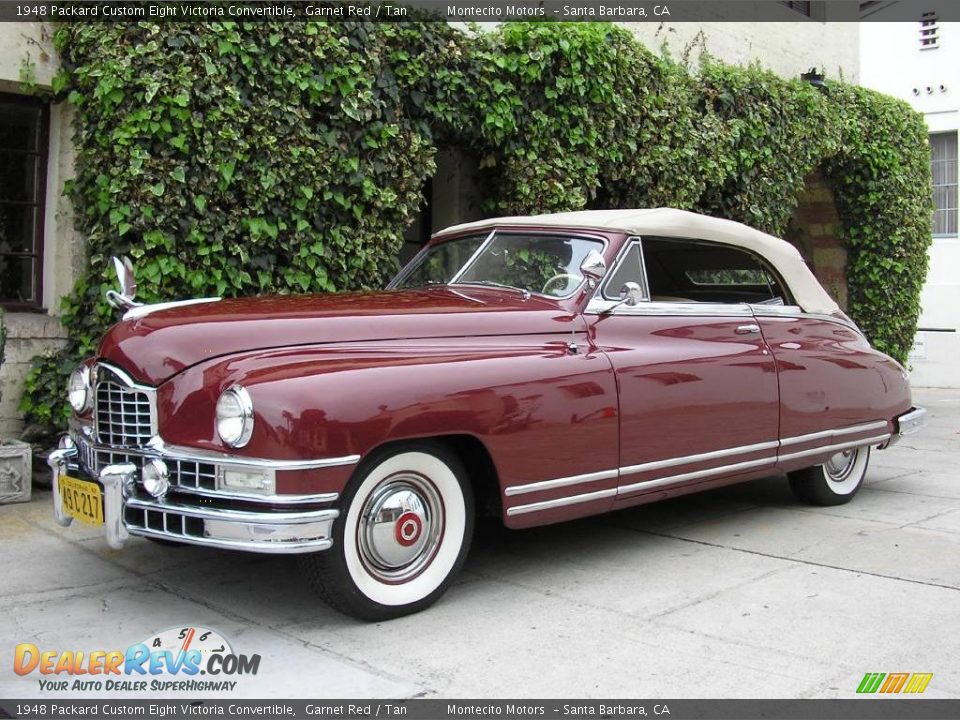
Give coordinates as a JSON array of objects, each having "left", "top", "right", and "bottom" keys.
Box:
[{"left": 861, "top": 11, "right": 960, "bottom": 387}]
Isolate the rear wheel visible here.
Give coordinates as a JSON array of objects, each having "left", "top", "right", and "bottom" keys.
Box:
[
  {"left": 788, "top": 445, "right": 871, "bottom": 506},
  {"left": 301, "top": 442, "right": 474, "bottom": 621}
]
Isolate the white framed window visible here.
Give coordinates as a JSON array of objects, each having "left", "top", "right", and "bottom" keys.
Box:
[
  {"left": 931, "top": 133, "right": 958, "bottom": 237},
  {"left": 919, "top": 11, "right": 940, "bottom": 50}
]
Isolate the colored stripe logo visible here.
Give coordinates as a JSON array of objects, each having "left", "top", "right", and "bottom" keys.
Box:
[{"left": 857, "top": 673, "right": 933, "bottom": 694}]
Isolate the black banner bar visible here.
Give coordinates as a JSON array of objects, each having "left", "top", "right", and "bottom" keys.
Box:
[
  {"left": 3, "top": 699, "right": 960, "bottom": 720},
  {"left": 3, "top": 0, "right": 960, "bottom": 23}
]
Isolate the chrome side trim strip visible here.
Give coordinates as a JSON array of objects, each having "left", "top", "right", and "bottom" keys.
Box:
[
  {"left": 617, "top": 456, "right": 776, "bottom": 498},
  {"left": 504, "top": 469, "right": 619, "bottom": 497},
  {"left": 779, "top": 420, "right": 889, "bottom": 447},
  {"left": 144, "top": 437, "right": 361, "bottom": 471},
  {"left": 506, "top": 488, "right": 617, "bottom": 517},
  {"left": 749, "top": 305, "right": 863, "bottom": 334},
  {"left": 506, "top": 422, "right": 895, "bottom": 515},
  {"left": 619, "top": 439, "right": 779, "bottom": 477},
  {"left": 166, "top": 484, "right": 340, "bottom": 505},
  {"left": 778, "top": 434, "right": 891, "bottom": 464}
]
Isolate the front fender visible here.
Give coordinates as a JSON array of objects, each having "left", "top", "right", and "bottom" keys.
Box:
[{"left": 156, "top": 337, "right": 620, "bottom": 505}]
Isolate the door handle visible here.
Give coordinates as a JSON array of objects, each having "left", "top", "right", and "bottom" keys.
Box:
[{"left": 735, "top": 324, "right": 761, "bottom": 335}]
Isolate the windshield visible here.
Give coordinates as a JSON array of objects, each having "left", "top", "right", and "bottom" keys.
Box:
[{"left": 392, "top": 232, "right": 604, "bottom": 298}]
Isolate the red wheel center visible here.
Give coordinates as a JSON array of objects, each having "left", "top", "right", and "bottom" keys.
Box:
[{"left": 395, "top": 511, "right": 422, "bottom": 547}]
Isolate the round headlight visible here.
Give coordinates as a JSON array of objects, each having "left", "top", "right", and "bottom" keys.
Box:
[
  {"left": 68, "top": 365, "right": 92, "bottom": 414},
  {"left": 216, "top": 385, "right": 254, "bottom": 448}
]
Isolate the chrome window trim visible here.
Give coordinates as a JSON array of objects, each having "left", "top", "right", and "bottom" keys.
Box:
[
  {"left": 585, "top": 298, "right": 755, "bottom": 317},
  {"left": 599, "top": 236, "right": 649, "bottom": 301},
  {"left": 452, "top": 231, "right": 609, "bottom": 301},
  {"left": 448, "top": 229, "right": 498, "bottom": 284},
  {"left": 504, "top": 469, "right": 618, "bottom": 497},
  {"left": 390, "top": 229, "right": 610, "bottom": 301},
  {"left": 386, "top": 231, "right": 490, "bottom": 290}
]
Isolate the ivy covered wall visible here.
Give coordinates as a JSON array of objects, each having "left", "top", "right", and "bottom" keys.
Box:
[{"left": 21, "top": 21, "right": 932, "bottom": 431}]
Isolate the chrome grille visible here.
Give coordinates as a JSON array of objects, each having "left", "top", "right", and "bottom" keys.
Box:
[
  {"left": 76, "top": 436, "right": 217, "bottom": 493},
  {"left": 78, "top": 439, "right": 140, "bottom": 473},
  {"left": 168, "top": 458, "right": 217, "bottom": 491},
  {"left": 94, "top": 369, "right": 153, "bottom": 447}
]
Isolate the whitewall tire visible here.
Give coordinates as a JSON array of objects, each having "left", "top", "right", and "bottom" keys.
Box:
[
  {"left": 301, "top": 442, "right": 474, "bottom": 621},
  {"left": 788, "top": 445, "right": 871, "bottom": 506}
]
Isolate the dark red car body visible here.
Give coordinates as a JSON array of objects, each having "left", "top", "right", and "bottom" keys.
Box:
[{"left": 88, "top": 224, "right": 912, "bottom": 531}]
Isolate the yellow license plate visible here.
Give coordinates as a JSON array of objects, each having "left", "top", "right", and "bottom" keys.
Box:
[{"left": 59, "top": 475, "right": 104, "bottom": 526}]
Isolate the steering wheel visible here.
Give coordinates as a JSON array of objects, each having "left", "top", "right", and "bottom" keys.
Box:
[{"left": 541, "top": 273, "right": 580, "bottom": 296}]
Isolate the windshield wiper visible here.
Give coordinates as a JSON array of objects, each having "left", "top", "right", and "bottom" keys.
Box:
[{"left": 451, "top": 280, "right": 531, "bottom": 299}]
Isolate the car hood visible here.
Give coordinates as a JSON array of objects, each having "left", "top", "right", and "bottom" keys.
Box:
[{"left": 97, "top": 287, "right": 581, "bottom": 385}]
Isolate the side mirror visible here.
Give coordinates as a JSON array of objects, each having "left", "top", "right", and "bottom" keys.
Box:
[
  {"left": 618, "top": 281, "right": 643, "bottom": 307},
  {"left": 579, "top": 250, "right": 607, "bottom": 287},
  {"left": 105, "top": 256, "right": 142, "bottom": 312}
]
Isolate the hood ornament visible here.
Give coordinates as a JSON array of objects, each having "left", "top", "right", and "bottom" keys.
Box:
[{"left": 105, "top": 256, "right": 143, "bottom": 313}]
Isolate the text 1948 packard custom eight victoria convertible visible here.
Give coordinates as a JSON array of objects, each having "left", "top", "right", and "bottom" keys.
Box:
[{"left": 50, "top": 209, "right": 926, "bottom": 619}]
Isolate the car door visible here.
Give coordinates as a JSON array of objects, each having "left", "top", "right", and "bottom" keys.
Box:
[{"left": 587, "top": 237, "right": 781, "bottom": 504}]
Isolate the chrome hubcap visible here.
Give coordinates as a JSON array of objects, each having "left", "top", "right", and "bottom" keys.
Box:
[
  {"left": 357, "top": 474, "right": 443, "bottom": 583},
  {"left": 825, "top": 449, "right": 857, "bottom": 482}
]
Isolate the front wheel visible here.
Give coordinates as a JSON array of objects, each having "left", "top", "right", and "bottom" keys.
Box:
[
  {"left": 788, "top": 445, "right": 871, "bottom": 506},
  {"left": 301, "top": 443, "right": 474, "bottom": 621}
]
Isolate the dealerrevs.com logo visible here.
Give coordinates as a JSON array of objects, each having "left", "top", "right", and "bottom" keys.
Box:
[{"left": 13, "top": 626, "right": 260, "bottom": 693}]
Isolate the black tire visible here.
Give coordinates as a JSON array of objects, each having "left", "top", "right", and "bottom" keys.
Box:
[
  {"left": 300, "top": 442, "right": 475, "bottom": 621},
  {"left": 788, "top": 445, "right": 871, "bottom": 506}
]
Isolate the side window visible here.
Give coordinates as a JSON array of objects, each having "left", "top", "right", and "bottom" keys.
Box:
[
  {"left": 601, "top": 243, "right": 646, "bottom": 300},
  {"left": 642, "top": 237, "right": 790, "bottom": 305}
]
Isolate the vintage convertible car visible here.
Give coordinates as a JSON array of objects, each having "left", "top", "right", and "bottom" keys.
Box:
[{"left": 49, "top": 209, "right": 926, "bottom": 620}]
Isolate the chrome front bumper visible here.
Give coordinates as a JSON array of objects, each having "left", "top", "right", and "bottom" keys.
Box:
[
  {"left": 881, "top": 406, "right": 927, "bottom": 448},
  {"left": 48, "top": 441, "right": 340, "bottom": 554}
]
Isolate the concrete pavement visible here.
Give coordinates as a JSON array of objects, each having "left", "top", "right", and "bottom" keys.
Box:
[{"left": 1, "top": 388, "right": 958, "bottom": 699}]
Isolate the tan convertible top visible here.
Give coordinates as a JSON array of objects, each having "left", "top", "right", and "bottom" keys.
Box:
[{"left": 438, "top": 208, "right": 840, "bottom": 315}]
